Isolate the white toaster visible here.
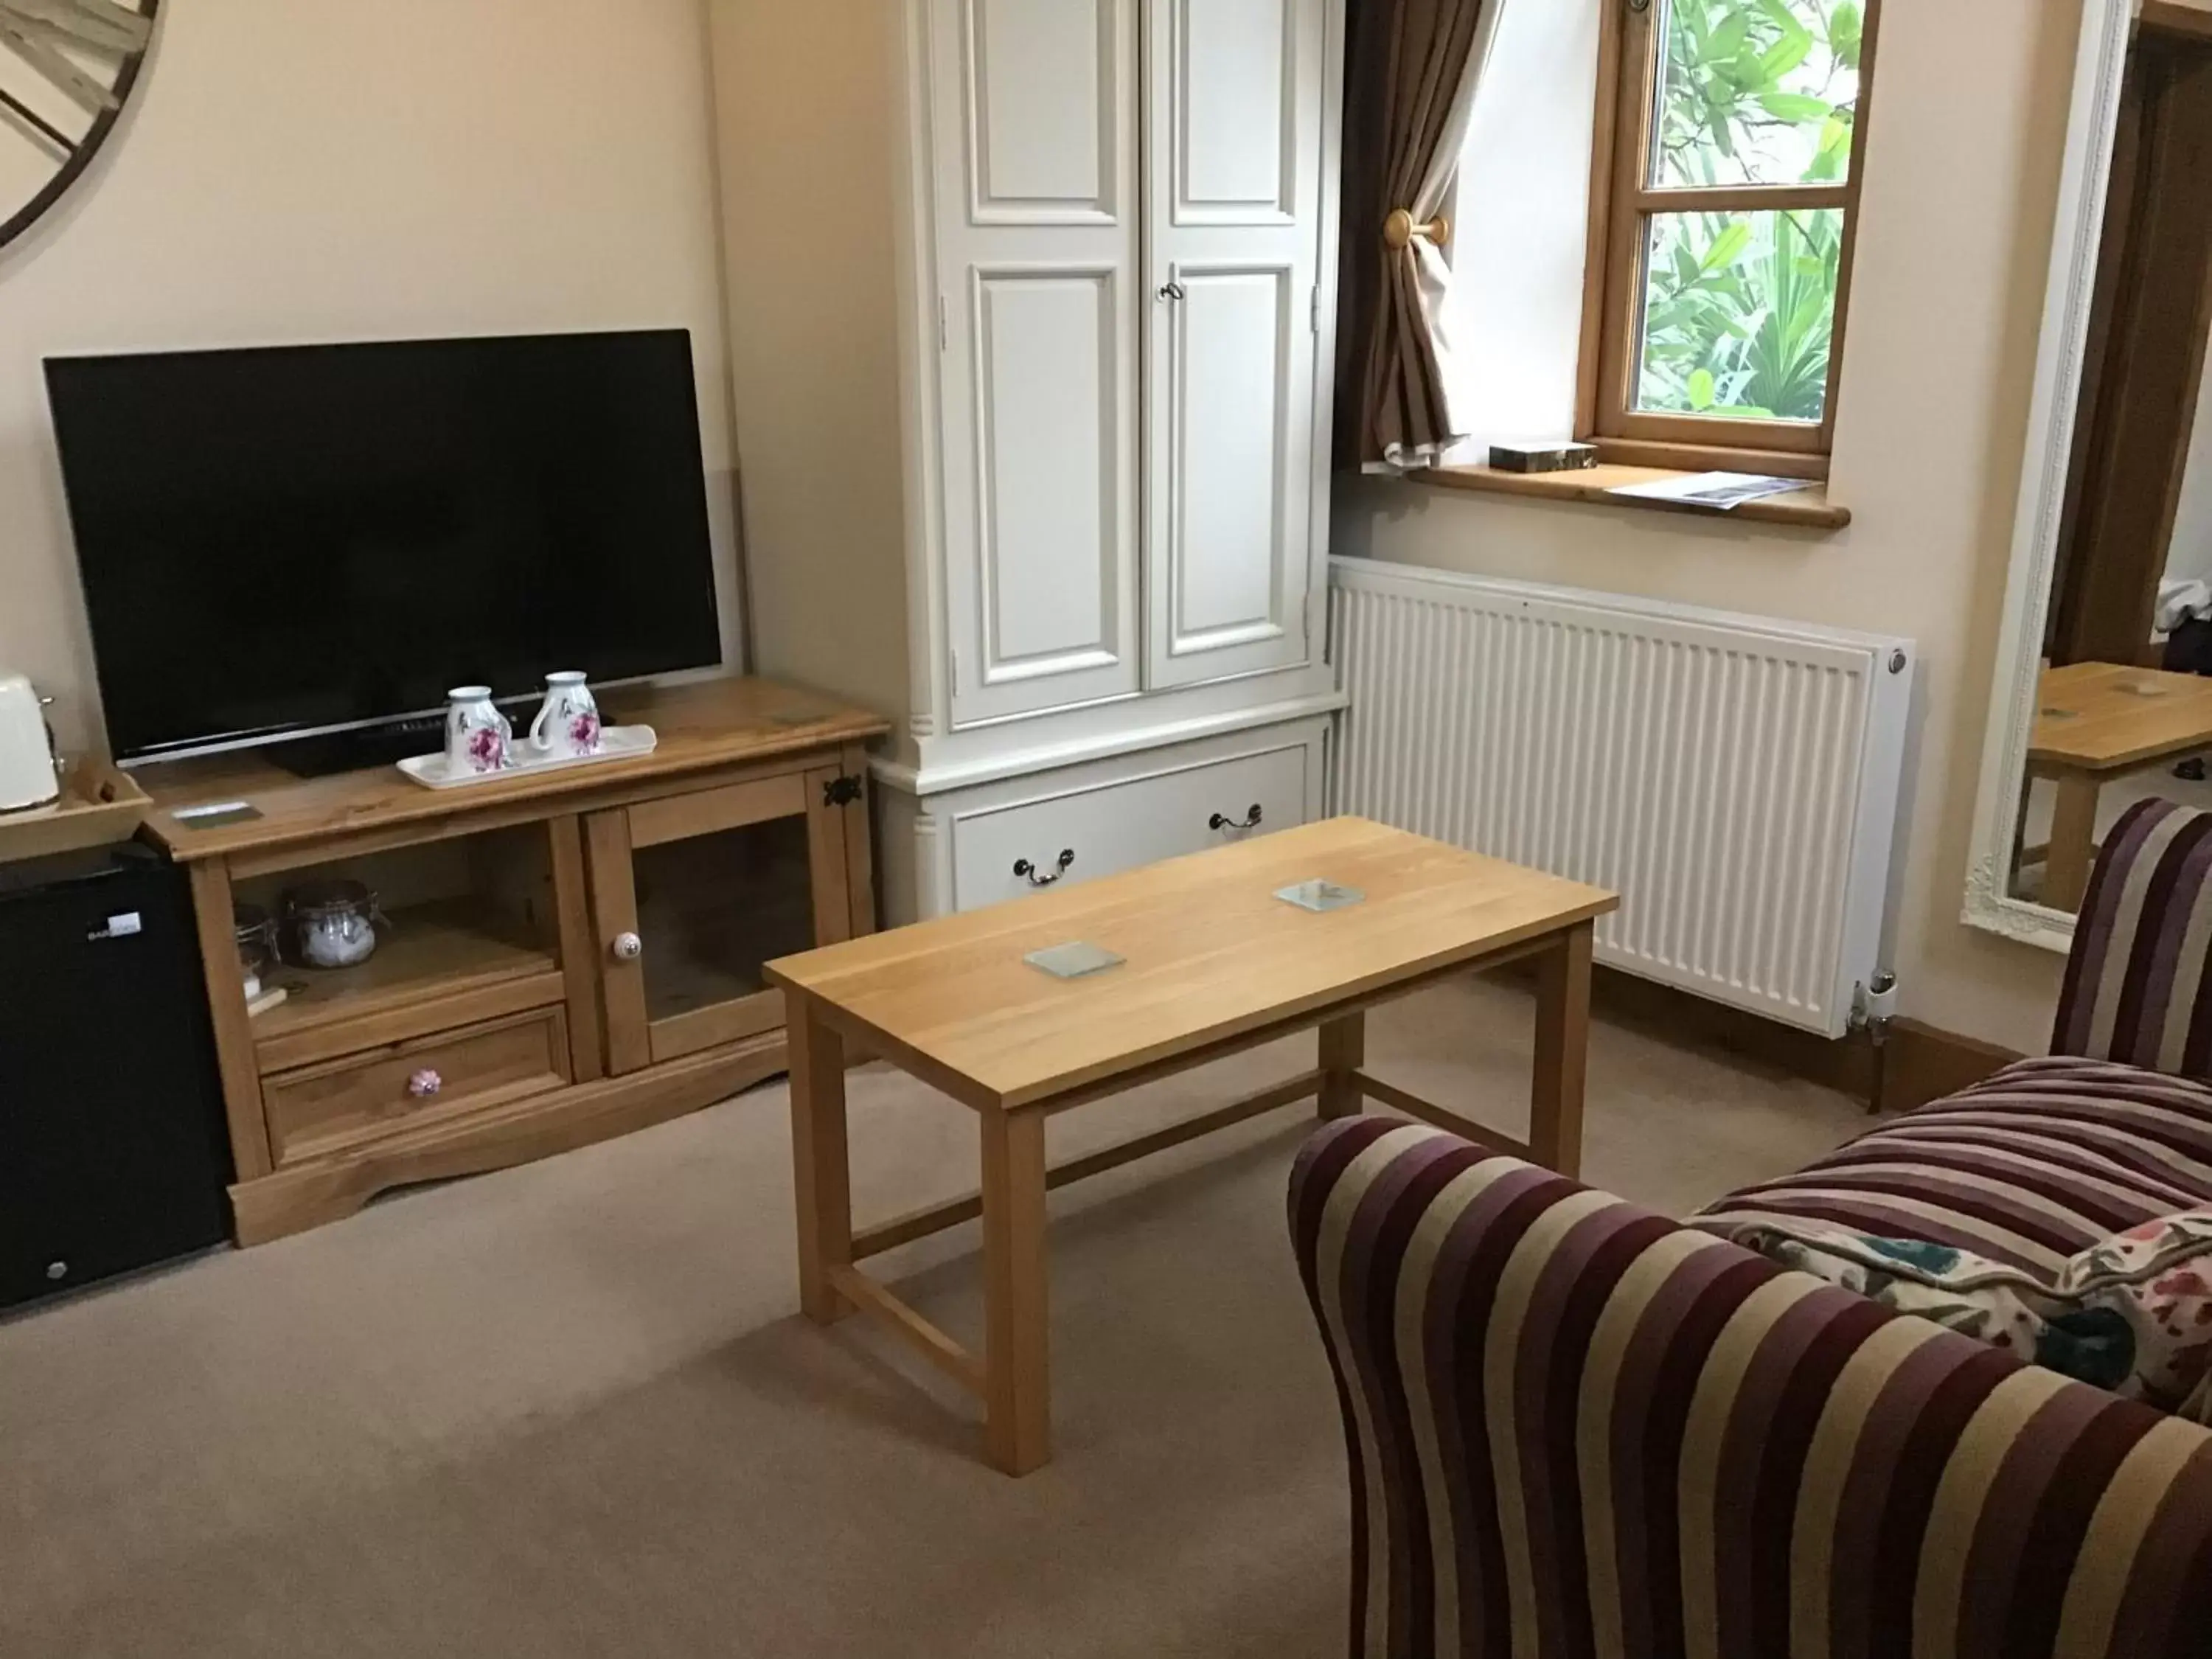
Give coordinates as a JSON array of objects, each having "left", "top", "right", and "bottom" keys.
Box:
[{"left": 0, "top": 672, "right": 62, "bottom": 812}]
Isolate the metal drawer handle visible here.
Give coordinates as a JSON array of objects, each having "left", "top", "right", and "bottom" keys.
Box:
[
  {"left": 1014, "top": 849, "right": 1075, "bottom": 887},
  {"left": 1156, "top": 280, "right": 1186, "bottom": 302},
  {"left": 1210, "top": 804, "right": 1263, "bottom": 832},
  {"left": 408, "top": 1069, "right": 443, "bottom": 1099}
]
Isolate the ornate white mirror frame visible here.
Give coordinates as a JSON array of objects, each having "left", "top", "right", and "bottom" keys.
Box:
[{"left": 1964, "top": 0, "right": 2137, "bottom": 954}]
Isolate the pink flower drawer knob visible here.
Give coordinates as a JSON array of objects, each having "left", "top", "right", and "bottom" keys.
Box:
[{"left": 407, "top": 1068, "right": 443, "bottom": 1099}]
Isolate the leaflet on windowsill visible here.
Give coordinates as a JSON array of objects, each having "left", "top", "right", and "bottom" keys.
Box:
[{"left": 1604, "top": 471, "right": 1812, "bottom": 510}]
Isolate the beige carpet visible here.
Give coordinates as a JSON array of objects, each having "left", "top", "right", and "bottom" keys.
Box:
[{"left": 0, "top": 978, "right": 1865, "bottom": 1658}]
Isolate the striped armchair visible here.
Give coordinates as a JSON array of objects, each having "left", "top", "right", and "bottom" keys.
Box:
[{"left": 1291, "top": 799, "right": 2212, "bottom": 1658}]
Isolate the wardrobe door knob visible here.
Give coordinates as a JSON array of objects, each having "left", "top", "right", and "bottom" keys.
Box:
[{"left": 612, "top": 931, "right": 644, "bottom": 962}]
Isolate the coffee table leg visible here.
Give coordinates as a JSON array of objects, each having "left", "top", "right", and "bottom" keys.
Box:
[
  {"left": 1529, "top": 922, "right": 1593, "bottom": 1178},
  {"left": 1318, "top": 1011, "right": 1365, "bottom": 1119},
  {"left": 2046, "top": 773, "right": 2101, "bottom": 911},
  {"left": 981, "top": 1110, "right": 1050, "bottom": 1475},
  {"left": 787, "top": 992, "right": 852, "bottom": 1324}
]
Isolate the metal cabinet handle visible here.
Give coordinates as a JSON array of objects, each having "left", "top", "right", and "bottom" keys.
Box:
[
  {"left": 408, "top": 1069, "right": 443, "bottom": 1099},
  {"left": 1156, "top": 281, "right": 1186, "bottom": 302},
  {"left": 1209, "top": 804, "right": 1263, "bottom": 832},
  {"left": 1014, "top": 849, "right": 1076, "bottom": 887},
  {"left": 611, "top": 931, "right": 644, "bottom": 962}
]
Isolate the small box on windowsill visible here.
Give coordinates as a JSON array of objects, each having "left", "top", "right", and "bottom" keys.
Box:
[{"left": 1488, "top": 440, "right": 1599, "bottom": 474}]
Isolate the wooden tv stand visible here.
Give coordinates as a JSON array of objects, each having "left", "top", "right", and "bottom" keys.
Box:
[{"left": 139, "top": 677, "right": 887, "bottom": 1245}]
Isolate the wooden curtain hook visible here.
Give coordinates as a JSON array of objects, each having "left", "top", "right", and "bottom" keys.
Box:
[{"left": 1382, "top": 208, "right": 1450, "bottom": 251}]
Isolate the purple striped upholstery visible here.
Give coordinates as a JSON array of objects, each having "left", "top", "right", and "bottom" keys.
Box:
[
  {"left": 2053, "top": 799, "right": 2212, "bottom": 1074},
  {"left": 1690, "top": 803, "right": 2212, "bottom": 1273},
  {"left": 1293, "top": 1116, "right": 2212, "bottom": 1659},
  {"left": 1693, "top": 1056, "right": 2212, "bottom": 1273}
]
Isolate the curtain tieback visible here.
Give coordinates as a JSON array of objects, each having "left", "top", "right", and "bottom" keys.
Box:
[{"left": 1382, "top": 208, "right": 1450, "bottom": 251}]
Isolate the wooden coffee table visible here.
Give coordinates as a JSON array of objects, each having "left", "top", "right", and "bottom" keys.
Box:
[{"left": 764, "top": 816, "right": 1618, "bottom": 1474}]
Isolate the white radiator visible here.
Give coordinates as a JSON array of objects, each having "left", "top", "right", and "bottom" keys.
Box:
[{"left": 1329, "top": 557, "right": 1915, "bottom": 1037}]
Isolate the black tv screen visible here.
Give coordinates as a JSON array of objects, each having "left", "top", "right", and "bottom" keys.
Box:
[{"left": 46, "top": 328, "right": 723, "bottom": 762}]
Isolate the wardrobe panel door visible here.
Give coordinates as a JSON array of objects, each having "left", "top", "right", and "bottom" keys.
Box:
[
  {"left": 1144, "top": 0, "right": 1327, "bottom": 690},
  {"left": 964, "top": 0, "right": 1117, "bottom": 221},
  {"left": 935, "top": 0, "right": 1142, "bottom": 726},
  {"left": 973, "top": 268, "right": 1120, "bottom": 672},
  {"left": 1175, "top": 0, "right": 1296, "bottom": 224},
  {"left": 1174, "top": 267, "right": 1291, "bottom": 646}
]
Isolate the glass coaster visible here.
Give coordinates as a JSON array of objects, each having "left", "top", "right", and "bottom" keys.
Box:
[
  {"left": 1276, "top": 880, "right": 1366, "bottom": 912},
  {"left": 172, "top": 801, "right": 264, "bottom": 828},
  {"left": 1024, "top": 941, "right": 1126, "bottom": 978}
]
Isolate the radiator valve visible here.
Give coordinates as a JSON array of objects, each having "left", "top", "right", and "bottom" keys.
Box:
[{"left": 1851, "top": 973, "right": 1899, "bottom": 1043}]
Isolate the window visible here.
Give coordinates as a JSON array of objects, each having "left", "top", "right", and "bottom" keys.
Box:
[{"left": 1581, "top": 0, "right": 1880, "bottom": 476}]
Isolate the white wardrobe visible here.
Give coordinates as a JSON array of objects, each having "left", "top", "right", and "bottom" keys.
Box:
[{"left": 712, "top": 0, "right": 1346, "bottom": 919}]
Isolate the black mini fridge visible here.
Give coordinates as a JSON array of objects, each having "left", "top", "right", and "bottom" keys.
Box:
[{"left": 0, "top": 841, "right": 233, "bottom": 1312}]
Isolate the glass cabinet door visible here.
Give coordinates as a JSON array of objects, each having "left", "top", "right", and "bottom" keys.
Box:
[{"left": 585, "top": 765, "right": 862, "bottom": 1074}]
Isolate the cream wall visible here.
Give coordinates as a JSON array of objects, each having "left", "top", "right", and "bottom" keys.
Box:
[
  {"left": 706, "top": 0, "right": 914, "bottom": 726},
  {"left": 1442, "top": 0, "right": 1601, "bottom": 456},
  {"left": 1335, "top": 0, "right": 2087, "bottom": 1052},
  {"left": 0, "top": 0, "right": 739, "bottom": 758}
]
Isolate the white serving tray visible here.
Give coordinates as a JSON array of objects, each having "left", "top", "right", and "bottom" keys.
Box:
[{"left": 397, "top": 725, "right": 658, "bottom": 790}]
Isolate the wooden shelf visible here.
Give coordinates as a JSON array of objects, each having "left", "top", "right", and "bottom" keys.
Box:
[
  {"left": 251, "top": 899, "right": 563, "bottom": 1073},
  {"left": 138, "top": 675, "right": 891, "bottom": 870},
  {"left": 1415, "top": 463, "right": 1850, "bottom": 529}
]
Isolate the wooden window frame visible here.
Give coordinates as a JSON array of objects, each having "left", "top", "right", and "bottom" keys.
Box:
[{"left": 1574, "top": 0, "right": 1885, "bottom": 481}]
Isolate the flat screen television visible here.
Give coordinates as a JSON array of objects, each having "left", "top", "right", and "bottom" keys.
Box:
[{"left": 45, "top": 328, "right": 723, "bottom": 765}]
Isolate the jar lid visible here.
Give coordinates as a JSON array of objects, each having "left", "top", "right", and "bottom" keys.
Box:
[{"left": 284, "top": 878, "right": 376, "bottom": 917}]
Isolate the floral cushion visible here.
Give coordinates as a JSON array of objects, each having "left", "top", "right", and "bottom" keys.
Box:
[
  {"left": 1733, "top": 1206, "right": 2212, "bottom": 1419},
  {"left": 2055, "top": 1208, "right": 2212, "bottom": 1417},
  {"left": 1735, "top": 1225, "right": 2134, "bottom": 1388}
]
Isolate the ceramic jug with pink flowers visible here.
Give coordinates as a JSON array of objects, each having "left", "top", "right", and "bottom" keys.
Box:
[{"left": 528, "top": 671, "right": 602, "bottom": 760}]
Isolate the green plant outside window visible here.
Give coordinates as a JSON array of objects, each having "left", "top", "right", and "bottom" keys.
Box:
[{"left": 1632, "top": 0, "right": 1865, "bottom": 425}]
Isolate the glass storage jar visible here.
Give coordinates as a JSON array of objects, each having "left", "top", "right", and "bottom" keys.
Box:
[
  {"left": 233, "top": 902, "right": 281, "bottom": 997},
  {"left": 283, "top": 879, "right": 384, "bottom": 969}
]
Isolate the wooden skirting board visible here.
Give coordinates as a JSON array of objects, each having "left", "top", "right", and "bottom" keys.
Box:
[
  {"left": 1874, "top": 1017, "right": 2025, "bottom": 1116},
  {"left": 1548, "top": 961, "right": 2021, "bottom": 1115}
]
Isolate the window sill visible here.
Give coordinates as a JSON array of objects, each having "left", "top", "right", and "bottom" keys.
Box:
[{"left": 1413, "top": 463, "right": 1851, "bottom": 532}]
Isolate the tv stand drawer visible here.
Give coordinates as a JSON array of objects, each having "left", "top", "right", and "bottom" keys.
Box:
[{"left": 262, "top": 1008, "right": 571, "bottom": 1166}]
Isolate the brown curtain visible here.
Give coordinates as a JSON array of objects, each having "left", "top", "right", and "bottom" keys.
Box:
[{"left": 1334, "top": 0, "right": 1492, "bottom": 470}]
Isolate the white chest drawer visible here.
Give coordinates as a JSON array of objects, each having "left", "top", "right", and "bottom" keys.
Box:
[{"left": 945, "top": 728, "right": 1321, "bottom": 913}]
